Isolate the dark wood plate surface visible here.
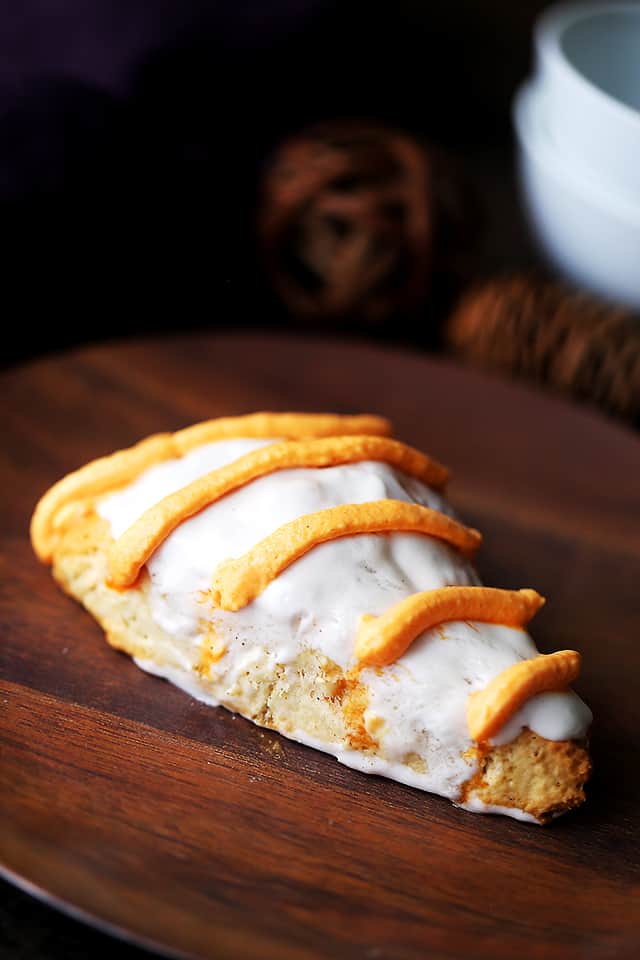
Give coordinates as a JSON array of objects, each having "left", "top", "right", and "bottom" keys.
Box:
[{"left": 2, "top": 333, "right": 639, "bottom": 960}]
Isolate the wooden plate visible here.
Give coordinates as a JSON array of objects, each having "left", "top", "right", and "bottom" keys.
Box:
[{"left": 2, "top": 333, "right": 639, "bottom": 960}]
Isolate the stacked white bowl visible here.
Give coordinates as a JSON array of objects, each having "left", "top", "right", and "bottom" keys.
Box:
[{"left": 514, "top": 2, "right": 640, "bottom": 309}]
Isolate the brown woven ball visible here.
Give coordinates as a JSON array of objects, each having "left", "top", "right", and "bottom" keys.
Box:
[
  {"left": 259, "top": 121, "right": 475, "bottom": 327},
  {"left": 446, "top": 275, "right": 640, "bottom": 425}
]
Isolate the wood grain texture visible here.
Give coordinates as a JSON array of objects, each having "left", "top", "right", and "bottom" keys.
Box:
[{"left": 1, "top": 333, "right": 639, "bottom": 960}]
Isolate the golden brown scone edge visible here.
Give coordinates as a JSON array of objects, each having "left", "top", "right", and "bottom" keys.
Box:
[{"left": 51, "top": 511, "right": 590, "bottom": 824}]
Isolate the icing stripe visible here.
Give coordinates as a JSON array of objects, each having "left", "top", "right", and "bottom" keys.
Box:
[
  {"left": 32, "top": 406, "right": 587, "bottom": 749},
  {"left": 31, "top": 433, "right": 175, "bottom": 563},
  {"left": 467, "top": 650, "right": 581, "bottom": 742},
  {"left": 31, "top": 411, "right": 390, "bottom": 563},
  {"left": 173, "top": 413, "right": 390, "bottom": 454},
  {"left": 107, "top": 436, "right": 449, "bottom": 589},
  {"left": 355, "top": 587, "right": 545, "bottom": 667},
  {"left": 210, "top": 500, "right": 482, "bottom": 612}
]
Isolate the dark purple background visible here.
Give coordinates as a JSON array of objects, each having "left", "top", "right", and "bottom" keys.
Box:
[{"left": 0, "top": 1, "right": 554, "bottom": 370}]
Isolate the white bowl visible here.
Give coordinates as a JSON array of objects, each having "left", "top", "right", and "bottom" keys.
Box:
[
  {"left": 535, "top": 2, "right": 640, "bottom": 195},
  {"left": 514, "top": 80, "right": 640, "bottom": 309}
]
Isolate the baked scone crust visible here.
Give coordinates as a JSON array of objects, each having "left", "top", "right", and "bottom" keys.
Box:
[{"left": 52, "top": 512, "right": 591, "bottom": 822}]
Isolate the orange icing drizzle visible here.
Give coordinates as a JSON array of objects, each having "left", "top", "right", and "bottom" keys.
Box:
[
  {"left": 107, "top": 435, "right": 449, "bottom": 589},
  {"left": 31, "top": 432, "right": 174, "bottom": 563},
  {"left": 32, "top": 405, "right": 583, "bottom": 743},
  {"left": 172, "top": 412, "right": 390, "bottom": 454},
  {"left": 355, "top": 587, "right": 545, "bottom": 667},
  {"left": 209, "top": 500, "right": 481, "bottom": 612},
  {"left": 467, "top": 650, "right": 581, "bottom": 742},
  {"left": 31, "top": 411, "right": 390, "bottom": 562}
]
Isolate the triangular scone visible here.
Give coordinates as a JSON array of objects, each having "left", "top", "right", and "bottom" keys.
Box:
[{"left": 31, "top": 412, "right": 592, "bottom": 823}]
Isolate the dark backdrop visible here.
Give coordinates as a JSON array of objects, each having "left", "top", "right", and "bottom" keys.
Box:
[{"left": 0, "top": 0, "right": 557, "bottom": 370}]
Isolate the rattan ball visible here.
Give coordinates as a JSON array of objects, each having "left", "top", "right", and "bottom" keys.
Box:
[
  {"left": 259, "top": 121, "right": 474, "bottom": 328},
  {"left": 446, "top": 275, "right": 640, "bottom": 424}
]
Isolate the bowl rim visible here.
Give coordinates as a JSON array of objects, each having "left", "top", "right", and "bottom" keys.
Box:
[
  {"left": 513, "top": 80, "right": 640, "bottom": 228},
  {"left": 535, "top": 1, "right": 640, "bottom": 128}
]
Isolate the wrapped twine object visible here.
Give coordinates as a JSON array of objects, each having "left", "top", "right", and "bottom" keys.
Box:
[
  {"left": 446, "top": 275, "right": 640, "bottom": 425},
  {"left": 259, "top": 121, "right": 475, "bottom": 327}
]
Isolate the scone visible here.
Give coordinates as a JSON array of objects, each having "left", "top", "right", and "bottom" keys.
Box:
[{"left": 31, "top": 412, "right": 592, "bottom": 822}]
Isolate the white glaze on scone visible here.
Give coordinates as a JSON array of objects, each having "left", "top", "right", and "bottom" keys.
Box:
[{"left": 98, "top": 437, "right": 591, "bottom": 816}]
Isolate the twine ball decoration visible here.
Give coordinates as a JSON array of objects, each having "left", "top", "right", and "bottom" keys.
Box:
[
  {"left": 259, "top": 122, "right": 473, "bottom": 327},
  {"left": 446, "top": 275, "right": 640, "bottom": 424}
]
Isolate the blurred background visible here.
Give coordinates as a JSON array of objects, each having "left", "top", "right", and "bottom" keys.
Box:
[
  {"left": 0, "top": 0, "right": 558, "bottom": 361},
  {"left": 0, "top": 1, "right": 638, "bottom": 404}
]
